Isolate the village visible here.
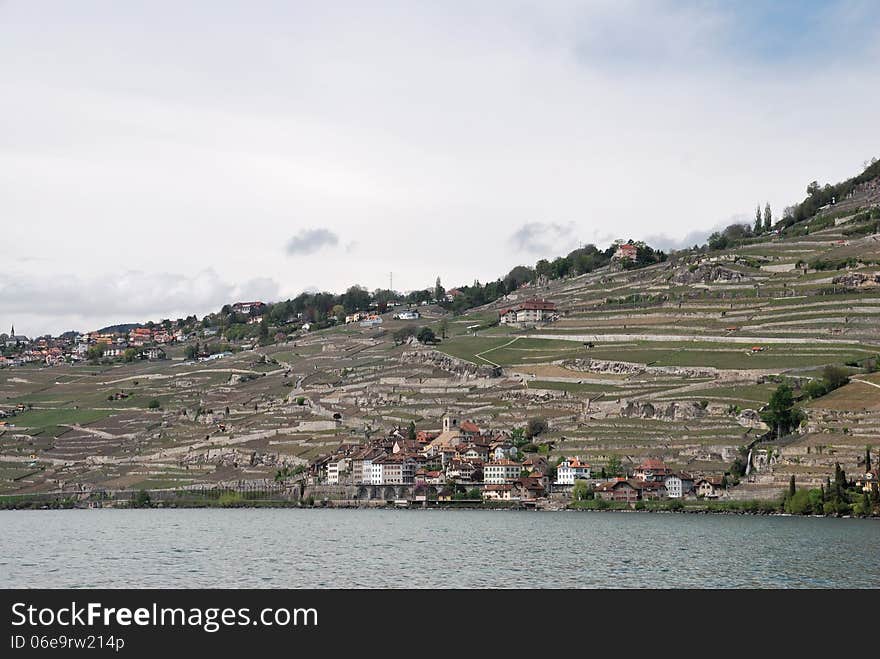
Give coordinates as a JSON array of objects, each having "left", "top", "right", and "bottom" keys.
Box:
[{"left": 306, "top": 412, "right": 730, "bottom": 506}]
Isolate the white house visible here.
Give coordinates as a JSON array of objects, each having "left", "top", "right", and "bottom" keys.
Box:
[
  {"left": 498, "top": 299, "right": 557, "bottom": 325},
  {"left": 663, "top": 474, "right": 695, "bottom": 499},
  {"left": 555, "top": 457, "right": 591, "bottom": 485},
  {"left": 326, "top": 457, "right": 349, "bottom": 485},
  {"left": 484, "top": 460, "right": 523, "bottom": 484},
  {"left": 141, "top": 346, "right": 166, "bottom": 360},
  {"left": 369, "top": 455, "right": 417, "bottom": 485},
  {"left": 491, "top": 443, "right": 517, "bottom": 461},
  {"left": 695, "top": 478, "right": 726, "bottom": 499}
]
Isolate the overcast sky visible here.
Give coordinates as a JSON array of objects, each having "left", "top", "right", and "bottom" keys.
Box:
[{"left": 3, "top": 1, "right": 879, "bottom": 336}]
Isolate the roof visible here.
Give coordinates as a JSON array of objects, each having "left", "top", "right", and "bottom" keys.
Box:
[
  {"left": 638, "top": 458, "right": 669, "bottom": 471},
  {"left": 460, "top": 421, "right": 481, "bottom": 433},
  {"left": 596, "top": 479, "right": 638, "bottom": 491},
  {"left": 429, "top": 430, "right": 462, "bottom": 448},
  {"left": 561, "top": 457, "right": 590, "bottom": 469},
  {"left": 499, "top": 298, "right": 557, "bottom": 316}
]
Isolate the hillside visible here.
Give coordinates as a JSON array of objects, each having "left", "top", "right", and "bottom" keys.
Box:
[{"left": 2, "top": 168, "right": 880, "bottom": 501}]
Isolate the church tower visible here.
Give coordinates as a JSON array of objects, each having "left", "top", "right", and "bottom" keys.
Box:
[{"left": 442, "top": 412, "right": 459, "bottom": 433}]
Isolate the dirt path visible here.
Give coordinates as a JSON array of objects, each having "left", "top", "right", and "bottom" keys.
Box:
[{"left": 475, "top": 337, "right": 520, "bottom": 367}]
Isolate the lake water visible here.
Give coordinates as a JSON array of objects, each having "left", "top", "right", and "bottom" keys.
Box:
[{"left": 1, "top": 509, "right": 878, "bottom": 588}]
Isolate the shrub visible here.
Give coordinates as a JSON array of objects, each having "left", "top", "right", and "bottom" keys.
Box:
[
  {"left": 130, "top": 490, "right": 152, "bottom": 508},
  {"left": 147, "top": 399, "right": 161, "bottom": 409},
  {"left": 525, "top": 417, "right": 548, "bottom": 439},
  {"left": 572, "top": 480, "right": 592, "bottom": 501}
]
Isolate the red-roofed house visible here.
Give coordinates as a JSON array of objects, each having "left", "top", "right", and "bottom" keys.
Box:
[
  {"left": 460, "top": 420, "right": 481, "bottom": 437},
  {"left": 556, "top": 456, "right": 592, "bottom": 485},
  {"left": 498, "top": 299, "right": 558, "bottom": 325},
  {"left": 613, "top": 243, "right": 638, "bottom": 262},
  {"left": 634, "top": 458, "right": 670, "bottom": 482}
]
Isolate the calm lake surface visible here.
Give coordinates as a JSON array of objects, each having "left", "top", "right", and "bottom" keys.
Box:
[{"left": 2, "top": 509, "right": 878, "bottom": 588}]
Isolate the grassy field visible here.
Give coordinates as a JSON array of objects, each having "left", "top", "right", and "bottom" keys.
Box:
[{"left": 11, "top": 408, "right": 115, "bottom": 436}]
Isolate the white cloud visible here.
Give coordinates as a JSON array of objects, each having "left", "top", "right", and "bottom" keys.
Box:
[
  {"left": 508, "top": 222, "right": 578, "bottom": 255},
  {"left": 285, "top": 228, "right": 340, "bottom": 255},
  {"left": 0, "top": 2, "right": 878, "bottom": 334}
]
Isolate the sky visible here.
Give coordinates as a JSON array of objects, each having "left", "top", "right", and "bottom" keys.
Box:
[{"left": 2, "top": 0, "right": 879, "bottom": 336}]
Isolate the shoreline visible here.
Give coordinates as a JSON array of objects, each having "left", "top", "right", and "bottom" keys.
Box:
[{"left": 1, "top": 498, "right": 877, "bottom": 519}]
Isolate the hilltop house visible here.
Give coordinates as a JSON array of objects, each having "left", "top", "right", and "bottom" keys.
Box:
[
  {"left": 612, "top": 243, "right": 638, "bottom": 262},
  {"left": 498, "top": 299, "right": 558, "bottom": 325},
  {"left": 232, "top": 301, "right": 266, "bottom": 315}
]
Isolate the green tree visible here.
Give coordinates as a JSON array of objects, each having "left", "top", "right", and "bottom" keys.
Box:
[
  {"left": 434, "top": 277, "right": 445, "bottom": 303},
  {"left": 258, "top": 316, "right": 270, "bottom": 343},
  {"left": 439, "top": 318, "right": 449, "bottom": 339},
  {"left": 407, "top": 421, "right": 416, "bottom": 440},
  {"left": 763, "top": 203, "right": 772, "bottom": 232},
  {"left": 788, "top": 475, "right": 796, "bottom": 499},
  {"left": 866, "top": 446, "right": 872, "bottom": 474},
  {"left": 87, "top": 344, "right": 104, "bottom": 362},
  {"left": 760, "top": 384, "right": 804, "bottom": 438},
  {"left": 147, "top": 399, "right": 161, "bottom": 409},
  {"left": 185, "top": 343, "right": 199, "bottom": 360},
  {"left": 416, "top": 327, "right": 436, "bottom": 344},
  {"left": 572, "top": 480, "right": 592, "bottom": 501},
  {"left": 605, "top": 455, "right": 623, "bottom": 478},
  {"left": 822, "top": 365, "right": 850, "bottom": 391},
  {"left": 123, "top": 348, "right": 138, "bottom": 362},
  {"left": 510, "top": 427, "right": 525, "bottom": 447},
  {"left": 393, "top": 326, "right": 417, "bottom": 345},
  {"left": 131, "top": 490, "right": 152, "bottom": 508},
  {"left": 859, "top": 491, "right": 871, "bottom": 517},
  {"left": 754, "top": 205, "right": 763, "bottom": 234},
  {"left": 535, "top": 259, "right": 552, "bottom": 279}
]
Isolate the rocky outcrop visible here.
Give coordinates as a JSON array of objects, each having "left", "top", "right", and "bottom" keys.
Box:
[
  {"left": 735, "top": 408, "right": 768, "bottom": 430},
  {"left": 619, "top": 400, "right": 708, "bottom": 421},
  {"left": 563, "top": 358, "right": 718, "bottom": 379},
  {"left": 400, "top": 349, "right": 501, "bottom": 378},
  {"left": 671, "top": 264, "right": 747, "bottom": 285},
  {"left": 832, "top": 272, "right": 879, "bottom": 288}
]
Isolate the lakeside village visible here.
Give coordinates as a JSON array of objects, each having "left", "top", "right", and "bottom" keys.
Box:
[
  {"left": 305, "top": 412, "right": 726, "bottom": 505},
  {"left": 303, "top": 413, "right": 880, "bottom": 513}
]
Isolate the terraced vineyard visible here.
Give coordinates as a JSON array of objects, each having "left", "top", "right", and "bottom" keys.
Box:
[{"left": 1, "top": 207, "right": 879, "bottom": 499}]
